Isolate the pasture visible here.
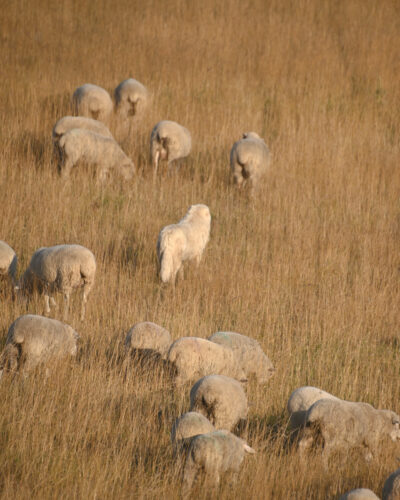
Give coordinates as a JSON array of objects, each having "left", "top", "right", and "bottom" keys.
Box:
[{"left": 0, "top": 0, "right": 399, "bottom": 498}]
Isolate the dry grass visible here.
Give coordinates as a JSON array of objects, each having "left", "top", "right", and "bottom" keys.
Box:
[{"left": 0, "top": 0, "right": 399, "bottom": 498}]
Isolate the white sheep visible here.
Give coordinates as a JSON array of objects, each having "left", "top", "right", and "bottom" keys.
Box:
[
  {"left": 171, "top": 411, "right": 215, "bottom": 455},
  {"left": 208, "top": 331, "right": 275, "bottom": 384},
  {"left": 167, "top": 337, "right": 247, "bottom": 386},
  {"left": 125, "top": 321, "right": 171, "bottom": 359},
  {"left": 0, "top": 314, "right": 79, "bottom": 378},
  {"left": 230, "top": 131, "right": 271, "bottom": 191},
  {"left": 182, "top": 430, "right": 255, "bottom": 496},
  {"left": 19, "top": 244, "right": 96, "bottom": 321},
  {"left": 0, "top": 240, "right": 17, "bottom": 290},
  {"left": 383, "top": 468, "right": 400, "bottom": 500},
  {"left": 339, "top": 489, "right": 380, "bottom": 500},
  {"left": 114, "top": 78, "right": 149, "bottom": 121},
  {"left": 72, "top": 83, "right": 113, "bottom": 123},
  {"left": 150, "top": 120, "right": 192, "bottom": 176},
  {"left": 189, "top": 375, "right": 248, "bottom": 432},
  {"left": 58, "top": 128, "right": 135, "bottom": 180},
  {"left": 298, "top": 399, "right": 400, "bottom": 467},
  {"left": 157, "top": 204, "right": 211, "bottom": 285},
  {"left": 287, "top": 386, "right": 341, "bottom": 429}
]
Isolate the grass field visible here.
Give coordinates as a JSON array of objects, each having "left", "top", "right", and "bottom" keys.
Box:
[{"left": 0, "top": 0, "right": 399, "bottom": 498}]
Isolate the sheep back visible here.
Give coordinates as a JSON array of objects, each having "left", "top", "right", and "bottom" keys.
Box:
[
  {"left": 125, "top": 321, "right": 171, "bottom": 359},
  {"left": 2, "top": 314, "right": 79, "bottom": 373},
  {"left": 189, "top": 375, "right": 248, "bottom": 431},
  {"left": 287, "top": 386, "right": 341, "bottom": 429},
  {"left": 167, "top": 337, "right": 247, "bottom": 385},
  {"left": 208, "top": 331, "right": 274, "bottom": 384},
  {"left": 0, "top": 240, "right": 17, "bottom": 281}
]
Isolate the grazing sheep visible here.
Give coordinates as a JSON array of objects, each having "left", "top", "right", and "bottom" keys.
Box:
[
  {"left": 72, "top": 83, "right": 113, "bottom": 123},
  {"left": 0, "top": 240, "right": 17, "bottom": 289},
  {"left": 298, "top": 399, "right": 400, "bottom": 467},
  {"left": 190, "top": 375, "right": 248, "bottom": 431},
  {"left": 114, "top": 78, "right": 149, "bottom": 121},
  {"left": 208, "top": 331, "right": 275, "bottom": 384},
  {"left": 157, "top": 204, "right": 211, "bottom": 285},
  {"left": 0, "top": 314, "right": 79, "bottom": 378},
  {"left": 125, "top": 321, "right": 171, "bottom": 359},
  {"left": 19, "top": 244, "right": 96, "bottom": 321},
  {"left": 382, "top": 468, "right": 400, "bottom": 500},
  {"left": 58, "top": 128, "right": 135, "bottom": 180},
  {"left": 150, "top": 120, "right": 192, "bottom": 175},
  {"left": 167, "top": 337, "right": 247, "bottom": 386},
  {"left": 182, "top": 430, "right": 255, "bottom": 496},
  {"left": 171, "top": 412, "right": 215, "bottom": 454},
  {"left": 287, "top": 386, "right": 341, "bottom": 429},
  {"left": 230, "top": 131, "right": 271, "bottom": 191},
  {"left": 339, "top": 489, "right": 380, "bottom": 500}
]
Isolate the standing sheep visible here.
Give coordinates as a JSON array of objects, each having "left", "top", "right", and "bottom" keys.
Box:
[
  {"left": 157, "top": 204, "right": 211, "bottom": 285},
  {"left": 382, "top": 468, "right": 400, "bottom": 500},
  {"left": 230, "top": 132, "right": 271, "bottom": 191},
  {"left": 287, "top": 386, "right": 341, "bottom": 429},
  {"left": 171, "top": 412, "right": 215, "bottom": 455},
  {"left": 189, "top": 375, "right": 248, "bottom": 432},
  {"left": 114, "top": 78, "right": 149, "bottom": 121},
  {"left": 167, "top": 337, "right": 247, "bottom": 386},
  {"left": 339, "top": 489, "right": 380, "bottom": 500},
  {"left": 0, "top": 240, "right": 17, "bottom": 290},
  {"left": 58, "top": 128, "right": 135, "bottom": 180},
  {"left": 19, "top": 244, "right": 96, "bottom": 321},
  {"left": 150, "top": 120, "right": 192, "bottom": 176},
  {"left": 0, "top": 314, "right": 79, "bottom": 378},
  {"left": 72, "top": 83, "right": 113, "bottom": 123},
  {"left": 125, "top": 321, "right": 171, "bottom": 359},
  {"left": 182, "top": 430, "right": 255, "bottom": 496},
  {"left": 208, "top": 331, "right": 275, "bottom": 384},
  {"left": 298, "top": 399, "right": 400, "bottom": 466}
]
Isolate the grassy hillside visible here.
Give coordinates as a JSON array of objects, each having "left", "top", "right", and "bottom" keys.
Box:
[{"left": 0, "top": 0, "right": 399, "bottom": 498}]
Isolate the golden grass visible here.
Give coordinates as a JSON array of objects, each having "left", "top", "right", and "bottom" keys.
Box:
[{"left": 0, "top": 0, "right": 399, "bottom": 497}]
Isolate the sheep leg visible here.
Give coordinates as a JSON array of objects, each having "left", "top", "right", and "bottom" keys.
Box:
[
  {"left": 60, "top": 157, "right": 74, "bottom": 178},
  {"left": 44, "top": 294, "right": 51, "bottom": 314},
  {"left": 181, "top": 460, "right": 198, "bottom": 498},
  {"left": 153, "top": 151, "right": 160, "bottom": 178},
  {"left": 63, "top": 291, "right": 70, "bottom": 320},
  {"left": 177, "top": 265, "right": 184, "bottom": 281},
  {"left": 80, "top": 283, "right": 92, "bottom": 321}
]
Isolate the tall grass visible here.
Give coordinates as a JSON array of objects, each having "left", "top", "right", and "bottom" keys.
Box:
[{"left": 0, "top": 0, "right": 399, "bottom": 497}]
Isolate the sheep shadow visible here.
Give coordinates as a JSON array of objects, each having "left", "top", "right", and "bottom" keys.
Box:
[{"left": 244, "top": 412, "right": 293, "bottom": 452}]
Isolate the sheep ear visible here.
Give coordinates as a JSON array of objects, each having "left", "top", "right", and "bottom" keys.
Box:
[{"left": 244, "top": 444, "right": 256, "bottom": 454}]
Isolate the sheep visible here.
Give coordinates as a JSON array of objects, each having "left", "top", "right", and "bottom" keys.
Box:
[
  {"left": 114, "top": 78, "right": 149, "bottom": 121},
  {"left": 157, "top": 204, "right": 211, "bottom": 285},
  {"left": 167, "top": 337, "right": 247, "bottom": 386},
  {"left": 125, "top": 321, "right": 171, "bottom": 359},
  {"left": 189, "top": 375, "right": 248, "bottom": 432},
  {"left": 19, "top": 244, "right": 96, "bottom": 321},
  {"left": 0, "top": 240, "right": 17, "bottom": 290},
  {"left": 230, "top": 131, "right": 271, "bottom": 191},
  {"left": 208, "top": 331, "right": 275, "bottom": 384},
  {"left": 58, "top": 128, "right": 135, "bottom": 180},
  {"left": 72, "top": 83, "right": 113, "bottom": 123},
  {"left": 339, "top": 489, "right": 380, "bottom": 500},
  {"left": 0, "top": 314, "right": 79, "bottom": 378},
  {"left": 382, "top": 468, "right": 400, "bottom": 500},
  {"left": 150, "top": 120, "right": 192, "bottom": 176},
  {"left": 287, "top": 386, "right": 341, "bottom": 430},
  {"left": 298, "top": 398, "right": 400, "bottom": 467},
  {"left": 182, "top": 429, "right": 255, "bottom": 496},
  {"left": 171, "top": 412, "right": 215, "bottom": 455}
]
